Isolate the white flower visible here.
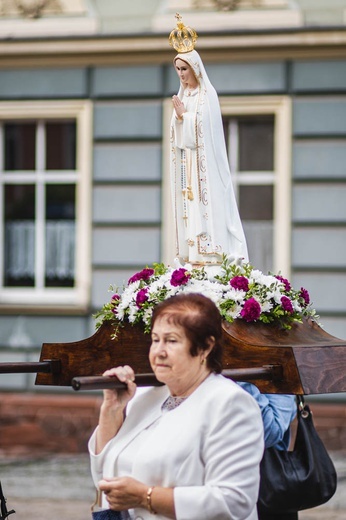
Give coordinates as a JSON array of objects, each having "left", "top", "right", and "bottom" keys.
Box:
[
  {"left": 250, "top": 270, "right": 277, "bottom": 288},
  {"left": 227, "top": 287, "right": 246, "bottom": 302},
  {"left": 127, "top": 304, "right": 138, "bottom": 323},
  {"left": 142, "top": 307, "right": 154, "bottom": 325},
  {"left": 292, "top": 299, "right": 303, "bottom": 312},
  {"left": 273, "top": 290, "right": 285, "bottom": 305},
  {"left": 116, "top": 306, "right": 125, "bottom": 320},
  {"left": 261, "top": 301, "right": 273, "bottom": 313},
  {"left": 225, "top": 303, "right": 242, "bottom": 320}
]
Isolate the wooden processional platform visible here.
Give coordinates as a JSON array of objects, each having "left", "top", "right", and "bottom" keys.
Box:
[
  {"left": 1, "top": 317, "right": 345, "bottom": 394},
  {"left": 23, "top": 317, "right": 346, "bottom": 395}
]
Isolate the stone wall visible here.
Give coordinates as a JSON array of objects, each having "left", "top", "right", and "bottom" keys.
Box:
[
  {"left": 0, "top": 393, "right": 102, "bottom": 458},
  {"left": 1, "top": 393, "right": 346, "bottom": 457},
  {"left": 310, "top": 402, "right": 346, "bottom": 451}
]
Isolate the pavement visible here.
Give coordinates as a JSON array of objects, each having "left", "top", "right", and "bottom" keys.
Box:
[
  {"left": 1, "top": 454, "right": 94, "bottom": 520},
  {"left": 0, "top": 452, "right": 345, "bottom": 520}
]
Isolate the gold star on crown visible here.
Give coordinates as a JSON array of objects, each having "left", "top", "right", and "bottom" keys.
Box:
[{"left": 168, "top": 13, "right": 198, "bottom": 53}]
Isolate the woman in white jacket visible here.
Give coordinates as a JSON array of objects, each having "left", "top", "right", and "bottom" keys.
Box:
[{"left": 89, "top": 293, "right": 264, "bottom": 520}]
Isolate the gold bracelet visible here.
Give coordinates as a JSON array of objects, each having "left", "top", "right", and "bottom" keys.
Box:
[{"left": 147, "top": 486, "right": 157, "bottom": 515}]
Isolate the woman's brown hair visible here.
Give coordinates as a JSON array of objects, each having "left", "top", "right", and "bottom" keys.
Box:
[{"left": 151, "top": 293, "right": 223, "bottom": 373}]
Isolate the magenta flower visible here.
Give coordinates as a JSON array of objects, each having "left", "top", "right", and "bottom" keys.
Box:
[
  {"left": 276, "top": 275, "right": 291, "bottom": 292},
  {"left": 170, "top": 268, "right": 190, "bottom": 287},
  {"left": 111, "top": 293, "right": 120, "bottom": 314},
  {"left": 240, "top": 298, "right": 261, "bottom": 322},
  {"left": 128, "top": 268, "right": 155, "bottom": 284},
  {"left": 230, "top": 275, "right": 249, "bottom": 292},
  {"left": 300, "top": 287, "right": 310, "bottom": 306},
  {"left": 136, "top": 288, "right": 149, "bottom": 308},
  {"left": 281, "top": 296, "right": 294, "bottom": 314}
]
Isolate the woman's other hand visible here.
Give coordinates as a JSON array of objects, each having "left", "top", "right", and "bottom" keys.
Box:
[
  {"left": 99, "top": 477, "right": 175, "bottom": 518},
  {"left": 95, "top": 366, "right": 136, "bottom": 453},
  {"left": 102, "top": 365, "right": 136, "bottom": 409},
  {"left": 99, "top": 476, "right": 147, "bottom": 511}
]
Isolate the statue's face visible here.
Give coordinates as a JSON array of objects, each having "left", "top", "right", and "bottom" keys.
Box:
[{"left": 174, "top": 59, "right": 198, "bottom": 89}]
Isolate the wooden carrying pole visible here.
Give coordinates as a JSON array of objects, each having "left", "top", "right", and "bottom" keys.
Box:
[{"left": 71, "top": 366, "right": 283, "bottom": 392}]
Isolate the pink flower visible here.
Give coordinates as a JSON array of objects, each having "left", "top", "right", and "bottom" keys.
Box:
[
  {"left": 276, "top": 275, "right": 291, "bottom": 292},
  {"left": 136, "top": 288, "right": 149, "bottom": 308},
  {"left": 300, "top": 287, "right": 310, "bottom": 306},
  {"left": 240, "top": 298, "right": 261, "bottom": 322},
  {"left": 281, "top": 295, "right": 294, "bottom": 314},
  {"left": 128, "top": 268, "right": 154, "bottom": 284},
  {"left": 170, "top": 268, "right": 190, "bottom": 287},
  {"left": 111, "top": 293, "right": 120, "bottom": 314},
  {"left": 230, "top": 275, "right": 249, "bottom": 292}
]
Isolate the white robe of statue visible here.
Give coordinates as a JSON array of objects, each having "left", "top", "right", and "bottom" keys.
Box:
[{"left": 170, "top": 50, "right": 249, "bottom": 265}]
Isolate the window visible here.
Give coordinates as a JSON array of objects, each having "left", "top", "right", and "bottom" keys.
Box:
[
  {"left": 0, "top": 101, "right": 92, "bottom": 309},
  {"left": 162, "top": 96, "right": 292, "bottom": 275},
  {"left": 220, "top": 96, "right": 292, "bottom": 274},
  {"left": 223, "top": 115, "right": 275, "bottom": 272}
]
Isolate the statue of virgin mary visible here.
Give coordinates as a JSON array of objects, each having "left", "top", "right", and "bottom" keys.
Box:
[{"left": 169, "top": 15, "right": 248, "bottom": 265}]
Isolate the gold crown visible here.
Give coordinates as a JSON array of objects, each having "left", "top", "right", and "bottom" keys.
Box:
[{"left": 168, "top": 13, "right": 198, "bottom": 53}]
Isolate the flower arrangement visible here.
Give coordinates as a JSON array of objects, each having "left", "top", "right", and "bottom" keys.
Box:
[{"left": 94, "top": 255, "right": 319, "bottom": 337}]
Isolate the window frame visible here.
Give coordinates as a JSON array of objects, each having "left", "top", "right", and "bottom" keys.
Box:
[
  {"left": 0, "top": 100, "right": 92, "bottom": 312},
  {"left": 162, "top": 95, "right": 292, "bottom": 275}
]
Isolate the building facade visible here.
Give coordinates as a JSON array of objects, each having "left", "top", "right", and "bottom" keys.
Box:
[{"left": 0, "top": 0, "right": 346, "bottom": 403}]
